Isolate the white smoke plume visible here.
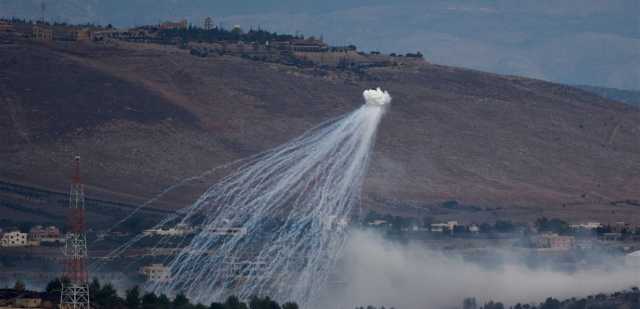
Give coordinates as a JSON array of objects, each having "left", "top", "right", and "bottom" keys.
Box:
[
  {"left": 322, "top": 230, "right": 640, "bottom": 309},
  {"left": 101, "top": 89, "right": 390, "bottom": 307}
]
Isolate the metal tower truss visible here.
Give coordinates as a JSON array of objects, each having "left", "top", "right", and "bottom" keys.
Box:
[{"left": 61, "top": 156, "right": 90, "bottom": 309}]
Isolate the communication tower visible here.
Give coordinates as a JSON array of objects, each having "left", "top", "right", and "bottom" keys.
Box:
[
  {"left": 204, "top": 17, "right": 214, "bottom": 30},
  {"left": 40, "top": 2, "right": 46, "bottom": 22},
  {"left": 60, "top": 156, "right": 90, "bottom": 309}
]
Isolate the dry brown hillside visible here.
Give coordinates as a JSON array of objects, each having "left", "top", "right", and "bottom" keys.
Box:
[{"left": 1, "top": 37, "right": 639, "bottom": 225}]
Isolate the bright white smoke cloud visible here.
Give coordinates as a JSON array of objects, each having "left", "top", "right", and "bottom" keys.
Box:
[
  {"left": 100, "top": 89, "right": 390, "bottom": 307},
  {"left": 363, "top": 87, "right": 392, "bottom": 106},
  {"left": 322, "top": 230, "right": 640, "bottom": 309}
]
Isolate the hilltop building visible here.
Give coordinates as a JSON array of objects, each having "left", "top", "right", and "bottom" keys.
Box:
[
  {"left": 91, "top": 28, "right": 158, "bottom": 43},
  {"left": 291, "top": 37, "right": 329, "bottom": 52},
  {"left": 0, "top": 20, "right": 14, "bottom": 32},
  {"left": 159, "top": 19, "right": 188, "bottom": 30},
  {"left": 32, "top": 25, "right": 91, "bottom": 41},
  {"left": 140, "top": 264, "right": 170, "bottom": 282},
  {"left": 16, "top": 19, "right": 423, "bottom": 71},
  {"left": 72, "top": 28, "right": 91, "bottom": 41},
  {"left": 32, "top": 26, "right": 52, "bottom": 41}
]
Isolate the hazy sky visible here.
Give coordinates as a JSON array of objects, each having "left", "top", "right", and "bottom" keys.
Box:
[{"left": 2, "top": 0, "right": 639, "bottom": 90}]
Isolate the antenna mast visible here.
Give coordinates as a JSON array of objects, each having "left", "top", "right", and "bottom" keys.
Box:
[
  {"left": 61, "top": 156, "right": 90, "bottom": 309},
  {"left": 40, "top": 1, "right": 46, "bottom": 23}
]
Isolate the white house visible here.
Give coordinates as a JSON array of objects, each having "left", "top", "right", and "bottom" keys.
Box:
[
  {"left": 570, "top": 222, "right": 602, "bottom": 230},
  {"left": 140, "top": 264, "right": 170, "bottom": 282},
  {"left": 143, "top": 223, "right": 194, "bottom": 237},
  {"left": 431, "top": 221, "right": 459, "bottom": 233},
  {"left": 1, "top": 231, "right": 29, "bottom": 247},
  {"left": 368, "top": 220, "right": 389, "bottom": 227}
]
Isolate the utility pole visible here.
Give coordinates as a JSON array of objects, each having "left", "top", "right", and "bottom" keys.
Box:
[
  {"left": 40, "top": 1, "right": 46, "bottom": 23},
  {"left": 204, "top": 16, "right": 213, "bottom": 30},
  {"left": 61, "top": 156, "right": 90, "bottom": 309}
]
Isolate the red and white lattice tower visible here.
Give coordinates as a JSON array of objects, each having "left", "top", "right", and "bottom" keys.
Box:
[{"left": 61, "top": 156, "right": 90, "bottom": 309}]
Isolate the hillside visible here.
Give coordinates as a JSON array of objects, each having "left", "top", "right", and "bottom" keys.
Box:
[
  {"left": 576, "top": 85, "right": 640, "bottom": 107},
  {"left": 1, "top": 37, "right": 639, "bottom": 226}
]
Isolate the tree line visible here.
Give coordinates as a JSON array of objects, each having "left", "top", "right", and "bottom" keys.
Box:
[
  {"left": 42, "top": 278, "right": 299, "bottom": 309},
  {"left": 159, "top": 27, "right": 301, "bottom": 45},
  {"left": 463, "top": 287, "right": 639, "bottom": 309},
  {"left": 9, "top": 279, "right": 640, "bottom": 309}
]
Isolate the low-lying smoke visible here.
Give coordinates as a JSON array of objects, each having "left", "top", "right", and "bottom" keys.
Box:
[{"left": 324, "top": 230, "right": 640, "bottom": 309}]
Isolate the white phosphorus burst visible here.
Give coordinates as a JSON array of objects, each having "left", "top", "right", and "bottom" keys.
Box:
[
  {"left": 107, "top": 89, "right": 389, "bottom": 307},
  {"left": 363, "top": 87, "right": 392, "bottom": 106}
]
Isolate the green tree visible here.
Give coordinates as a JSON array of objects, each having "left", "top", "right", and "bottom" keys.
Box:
[
  {"left": 125, "top": 286, "right": 141, "bottom": 309},
  {"left": 45, "top": 278, "right": 62, "bottom": 294},
  {"left": 157, "top": 294, "right": 172, "bottom": 309},
  {"left": 281, "top": 302, "right": 298, "bottom": 309},
  {"left": 540, "top": 297, "right": 561, "bottom": 309},
  {"left": 463, "top": 297, "right": 477, "bottom": 309},
  {"left": 482, "top": 301, "right": 504, "bottom": 309},
  {"left": 95, "top": 283, "right": 121, "bottom": 308},
  {"left": 89, "top": 278, "right": 101, "bottom": 297},
  {"left": 567, "top": 299, "right": 587, "bottom": 309},
  {"left": 225, "top": 296, "right": 248, "bottom": 309},
  {"left": 209, "top": 302, "right": 226, "bottom": 309},
  {"left": 535, "top": 217, "right": 571, "bottom": 235},
  {"left": 421, "top": 216, "right": 433, "bottom": 228},
  {"left": 14, "top": 280, "right": 25, "bottom": 291},
  {"left": 453, "top": 225, "right": 467, "bottom": 234},
  {"left": 249, "top": 296, "right": 281, "bottom": 309},
  {"left": 442, "top": 200, "right": 459, "bottom": 209},
  {"left": 494, "top": 220, "right": 515, "bottom": 233},
  {"left": 45, "top": 277, "right": 70, "bottom": 299},
  {"left": 173, "top": 293, "right": 192, "bottom": 309},
  {"left": 18, "top": 222, "right": 32, "bottom": 233},
  {"left": 479, "top": 223, "right": 493, "bottom": 233},
  {"left": 141, "top": 292, "right": 158, "bottom": 309}
]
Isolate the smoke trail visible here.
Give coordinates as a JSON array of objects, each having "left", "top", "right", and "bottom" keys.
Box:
[
  {"left": 112, "top": 88, "right": 390, "bottom": 306},
  {"left": 99, "top": 156, "right": 252, "bottom": 239}
]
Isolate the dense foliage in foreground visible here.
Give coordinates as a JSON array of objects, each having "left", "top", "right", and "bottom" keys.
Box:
[
  {"left": 43, "top": 278, "right": 299, "bottom": 309},
  {"left": 10, "top": 278, "right": 639, "bottom": 309}
]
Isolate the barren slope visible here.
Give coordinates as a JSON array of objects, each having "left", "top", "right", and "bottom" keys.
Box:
[{"left": 1, "top": 38, "right": 639, "bottom": 224}]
